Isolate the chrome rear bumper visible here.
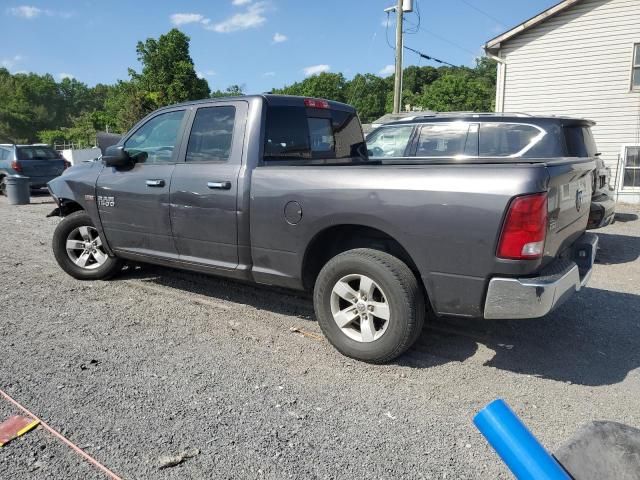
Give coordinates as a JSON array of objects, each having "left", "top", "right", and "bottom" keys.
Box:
[{"left": 484, "top": 233, "right": 598, "bottom": 320}]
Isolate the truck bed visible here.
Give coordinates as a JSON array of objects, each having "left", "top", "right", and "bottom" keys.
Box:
[{"left": 250, "top": 159, "right": 593, "bottom": 317}]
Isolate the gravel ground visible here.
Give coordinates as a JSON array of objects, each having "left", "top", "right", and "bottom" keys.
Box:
[{"left": 1, "top": 194, "right": 639, "bottom": 479}]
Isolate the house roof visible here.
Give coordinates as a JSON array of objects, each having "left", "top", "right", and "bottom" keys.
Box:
[{"left": 484, "top": 0, "right": 583, "bottom": 53}]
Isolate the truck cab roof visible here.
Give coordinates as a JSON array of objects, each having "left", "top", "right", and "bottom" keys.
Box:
[{"left": 160, "top": 94, "right": 356, "bottom": 113}]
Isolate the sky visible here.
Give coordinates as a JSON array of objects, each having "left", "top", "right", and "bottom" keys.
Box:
[{"left": 0, "top": 0, "right": 560, "bottom": 92}]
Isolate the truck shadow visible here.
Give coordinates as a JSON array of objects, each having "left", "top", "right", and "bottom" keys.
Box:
[
  {"left": 614, "top": 212, "right": 638, "bottom": 223},
  {"left": 122, "top": 264, "right": 638, "bottom": 387},
  {"left": 121, "top": 264, "right": 315, "bottom": 321},
  {"left": 594, "top": 233, "right": 640, "bottom": 265},
  {"left": 403, "top": 287, "right": 640, "bottom": 387}
]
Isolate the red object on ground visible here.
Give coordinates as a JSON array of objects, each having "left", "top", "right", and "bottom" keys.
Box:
[
  {"left": 0, "top": 415, "right": 39, "bottom": 446},
  {"left": 0, "top": 388, "right": 123, "bottom": 479}
]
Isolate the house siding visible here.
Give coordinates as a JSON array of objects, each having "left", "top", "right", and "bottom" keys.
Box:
[{"left": 497, "top": 0, "right": 640, "bottom": 203}]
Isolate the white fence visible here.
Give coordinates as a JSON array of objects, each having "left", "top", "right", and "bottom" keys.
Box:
[{"left": 59, "top": 147, "right": 102, "bottom": 165}]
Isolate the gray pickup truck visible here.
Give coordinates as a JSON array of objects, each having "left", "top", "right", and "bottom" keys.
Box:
[{"left": 47, "top": 95, "right": 598, "bottom": 363}]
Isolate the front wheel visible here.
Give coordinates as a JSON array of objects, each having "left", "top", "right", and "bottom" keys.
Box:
[
  {"left": 313, "top": 248, "right": 425, "bottom": 364},
  {"left": 52, "top": 211, "right": 123, "bottom": 280}
]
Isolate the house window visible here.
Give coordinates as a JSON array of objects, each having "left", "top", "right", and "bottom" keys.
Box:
[
  {"left": 621, "top": 146, "right": 640, "bottom": 189},
  {"left": 632, "top": 43, "right": 640, "bottom": 90}
]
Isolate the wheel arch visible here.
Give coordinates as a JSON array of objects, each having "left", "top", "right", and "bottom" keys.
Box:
[
  {"left": 57, "top": 198, "right": 85, "bottom": 216},
  {"left": 301, "top": 224, "right": 431, "bottom": 307}
]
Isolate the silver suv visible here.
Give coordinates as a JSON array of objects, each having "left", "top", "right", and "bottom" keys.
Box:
[
  {"left": 0, "top": 144, "right": 68, "bottom": 194},
  {"left": 366, "top": 113, "right": 615, "bottom": 229}
]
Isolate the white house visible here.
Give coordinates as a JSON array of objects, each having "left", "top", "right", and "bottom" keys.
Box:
[{"left": 485, "top": 0, "right": 640, "bottom": 203}]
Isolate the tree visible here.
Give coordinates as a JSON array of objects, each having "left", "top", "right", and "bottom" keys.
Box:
[
  {"left": 420, "top": 70, "right": 493, "bottom": 112},
  {"left": 402, "top": 65, "right": 441, "bottom": 93},
  {"left": 273, "top": 73, "right": 347, "bottom": 103},
  {"left": 420, "top": 59, "right": 496, "bottom": 112},
  {"left": 0, "top": 69, "right": 63, "bottom": 142},
  {"left": 345, "top": 74, "right": 389, "bottom": 123},
  {"left": 131, "top": 29, "right": 210, "bottom": 113},
  {"left": 1, "top": 25, "right": 499, "bottom": 144},
  {"left": 211, "top": 84, "right": 244, "bottom": 98},
  {"left": 103, "top": 80, "right": 151, "bottom": 133}
]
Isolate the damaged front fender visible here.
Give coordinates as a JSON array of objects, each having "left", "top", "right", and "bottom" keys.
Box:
[{"left": 46, "top": 160, "right": 103, "bottom": 217}]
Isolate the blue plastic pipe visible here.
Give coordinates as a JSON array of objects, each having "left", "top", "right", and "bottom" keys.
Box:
[{"left": 473, "top": 399, "right": 571, "bottom": 480}]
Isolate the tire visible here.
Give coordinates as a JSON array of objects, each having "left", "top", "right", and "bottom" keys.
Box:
[
  {"left": 313, "top": 248, "right": 425, "bottom": 364},
  {"left": 52, "top": 211, "right": 123, "bottom": 280},
  {"left": 0, "top": 176, "right": 6, "bottom": 196}
]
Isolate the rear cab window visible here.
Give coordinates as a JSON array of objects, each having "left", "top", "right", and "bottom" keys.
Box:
[
  {"left": 263, "top": 101, "right": 366, "bottom": 164},
  {"left": 16, "top": 146, "right": 62, "bottom": 160}
]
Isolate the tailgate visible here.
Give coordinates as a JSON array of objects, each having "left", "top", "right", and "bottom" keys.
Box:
[
  {"left": 544, "top": 158, "right": 594, "bottom": 260},
  {"left": 18, "top": 159, "right": 65, "bottom": 177},
  {"left": 15, "top": 146, "right": 66, "bottom": 178}
]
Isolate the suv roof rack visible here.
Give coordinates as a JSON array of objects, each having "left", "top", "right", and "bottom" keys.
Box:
[{"left": 410, "top": 112, "right": 533, "bottom": 119}]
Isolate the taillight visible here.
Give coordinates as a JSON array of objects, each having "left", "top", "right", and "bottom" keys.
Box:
[
  {"left": 10, "top": 161, "right": 22, "bottom": 174},
  {"left": 497, "top": 193, "right": 548, "bottom": 260},
  {"left": 304, "top": 98, "right": 329, "bottom": 109}
]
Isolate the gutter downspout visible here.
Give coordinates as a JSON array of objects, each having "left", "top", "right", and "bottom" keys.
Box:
[{"left": 486, "top": 51, "right": 507, "bottom": 113}]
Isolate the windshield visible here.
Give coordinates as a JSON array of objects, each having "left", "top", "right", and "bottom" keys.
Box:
[{"left": 16, "top": 146, "right": 62, "bottom": 160}]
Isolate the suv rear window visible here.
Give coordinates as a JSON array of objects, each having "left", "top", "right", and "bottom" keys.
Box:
[
  {"left": 263, "top": 106, "right": 365, "bottom": 163},
  {"left": 479, "top": 123, "right": 542, "bottom": 157},
  {"left": 415, "top": 123, "right": 477, "bottom": 157},
  {"left": 367, "top": 126, "right": 414, "bottom": 158},
  {"left": 16, "top": 146, "right": 62, "bottom": 160},
  {"left": 564, "top": 126, "right": 597, "bottom": 157}
]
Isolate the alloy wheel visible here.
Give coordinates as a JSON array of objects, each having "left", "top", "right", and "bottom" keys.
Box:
[{"left": 330, "top": 274, "right": 391, "bottom": 342}]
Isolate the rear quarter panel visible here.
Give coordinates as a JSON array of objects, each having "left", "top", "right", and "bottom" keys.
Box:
[{"left": 250, "top": 163, "right": 550, "bottom": 317}]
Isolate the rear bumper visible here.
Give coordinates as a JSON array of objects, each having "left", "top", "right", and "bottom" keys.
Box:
[
  {"left": 28, "top": 175, "right": 60, "bottom": 188},
  {"left": 484, "top": 233, "right": 598, "bottom": 319},
  {"left": 588, "top": 192, "right": 616, "bottom": 229}
]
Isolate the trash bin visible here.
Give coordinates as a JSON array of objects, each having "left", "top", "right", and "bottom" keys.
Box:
[{"left": 5, "top": 176, "right": 30, "bottom": 205}]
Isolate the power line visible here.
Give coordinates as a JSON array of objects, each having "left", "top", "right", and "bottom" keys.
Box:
[
  {"left": 422, "top": 28, "right": 478, "bottom": 56},
  {"left": 404, "top": 46, "right": 459, "bottom": 68},
  {"left": 385, "top": 12, "right": 395, "bottom": 50},
  {"left": 457, "top": 0, "right": 507, "bottom": 27},
  {"left": 404, "top": 0, "right": 421, "bottom": 34}
]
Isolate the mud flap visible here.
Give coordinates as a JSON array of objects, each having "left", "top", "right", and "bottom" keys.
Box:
[{"left": 46, "top": 207, "right": 61, "bottom": 218}]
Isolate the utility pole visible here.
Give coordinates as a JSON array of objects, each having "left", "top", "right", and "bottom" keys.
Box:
[{"left": 392, "top": 0, "right": 404, "bottom": 114}]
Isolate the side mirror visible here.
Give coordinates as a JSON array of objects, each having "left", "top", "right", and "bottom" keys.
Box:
[{"left": 103, "top": 145, "right": 131, "bottom": 167}]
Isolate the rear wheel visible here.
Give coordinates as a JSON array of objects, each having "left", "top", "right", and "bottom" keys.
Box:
[
  {"left": 52, "top": 211, "right": 123, "bottom": 280},
  {"left": 0, "top": 176, "right": 6, "bottom": 196},
  {"left": 313, "top": 248, "right": 425, "bottom": 363}
]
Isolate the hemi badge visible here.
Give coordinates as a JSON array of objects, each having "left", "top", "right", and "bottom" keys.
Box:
[{"left": 84, "top": 194, "right": 95, "bottom": 201}]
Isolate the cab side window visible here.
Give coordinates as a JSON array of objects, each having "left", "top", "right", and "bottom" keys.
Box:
[
  {"left": 186, "top": 106, "right": 236, "bottom": 163},
  {"left": 124, "top": 110, "right": 185, "bottom": 164}
]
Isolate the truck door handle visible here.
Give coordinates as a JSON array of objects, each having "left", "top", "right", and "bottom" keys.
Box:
[
  {"left": 146, "top": 179, "right": 165, "bottom": 187},
  {"left": 207, "top": 181, "right": 231, "bottom": 190}
]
